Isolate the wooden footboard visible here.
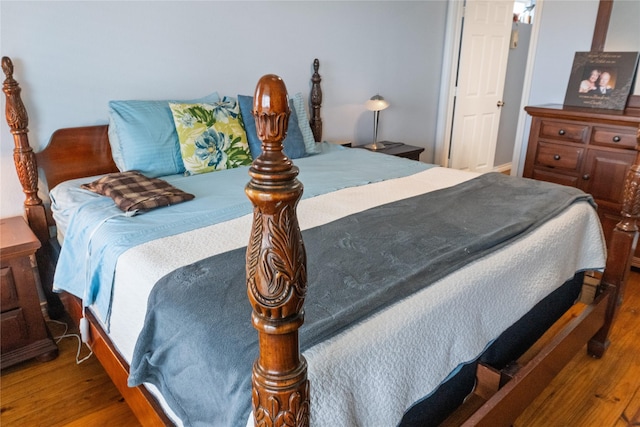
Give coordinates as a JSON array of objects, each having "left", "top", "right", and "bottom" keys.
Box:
[{"left": 3, "top": 54, "right": 639, "bottom": 427}]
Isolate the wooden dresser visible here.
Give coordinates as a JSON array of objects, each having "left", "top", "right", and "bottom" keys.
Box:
[
  {"left": 523, "top": 104, "right": 640, "bottom": 265},
  {"left": 1, "top": 216, "right": 58, "bottom": 369}
]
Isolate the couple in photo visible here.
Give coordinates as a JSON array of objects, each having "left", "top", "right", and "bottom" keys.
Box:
[{"left": 579, "top": 68, "right": 613, "bottom": 95}]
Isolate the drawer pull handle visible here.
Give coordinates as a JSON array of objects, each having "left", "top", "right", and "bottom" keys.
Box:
[
  {"left": 613, "top": 136, "right": 621, "bottom": 143},
  {"left": 583, "top": 174, "right": 590, "bottom": 180},
  {"left": 558, "top": 129, "right": 566, "bottom": 136},
  {"left": 553, "top": 154, "right": 561, "bottom": 160}
]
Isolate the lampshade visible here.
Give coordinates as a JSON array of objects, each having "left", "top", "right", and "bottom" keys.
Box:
[{"left": 365, "top": 94, "right": 389, "bottom": 112}]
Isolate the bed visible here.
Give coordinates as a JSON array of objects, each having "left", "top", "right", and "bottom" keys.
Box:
[{"left": 3, "top": 55, "right": 639, "bottom": 427}]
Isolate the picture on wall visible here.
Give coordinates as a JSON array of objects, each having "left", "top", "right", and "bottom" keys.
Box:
[{"left": 563, "top": 51, "right": 639, "bottom": 110}]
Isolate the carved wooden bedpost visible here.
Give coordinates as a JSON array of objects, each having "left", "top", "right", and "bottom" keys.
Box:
[
  {"left": 245, "top": 74, "right": 309, "bottom": 426},
  {"left": 310, "top": 59, "right": 322, "bottom": 143},
  {"left": 2, "top": 57, "right": 48, "bottom": 244},
  {"left": 589, "top": 163, "right": 640, "bottom": 357},
  {"left": 3, "top": 57, "right": 65, "bottom": 319}
]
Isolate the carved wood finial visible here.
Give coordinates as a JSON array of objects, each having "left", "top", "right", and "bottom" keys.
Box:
[
  {"left": 2, "top": 56, "right": 15, "bottom": 85},
  {"left": 310, "top": 59, "right": 322, "bottom": 143},
  {"left": 617, "top": 164, "right": 640, "bottom": 232},
  {"left": 2, "top": 56, "right": 43, "bottom": 208},
  {"left": 245, "top": 74, "right": 309, "bottom": 426}
]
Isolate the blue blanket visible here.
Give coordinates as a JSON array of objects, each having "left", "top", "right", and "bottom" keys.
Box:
[
  {"left": 128, "top": 172, "right": 594, "bottom": 427},
  {"left": 52, "top": 143, "right": 432, "bottom": 327}
]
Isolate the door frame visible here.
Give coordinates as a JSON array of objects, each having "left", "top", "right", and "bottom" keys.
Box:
[{"left": 434, "top": 0, "right": 545, "bottom": 175}]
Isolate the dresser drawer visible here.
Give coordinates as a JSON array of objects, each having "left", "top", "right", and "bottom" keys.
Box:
[
  {"left": 1, "top": 267, "right": 19, "bottom": 312},
  {"left": 535, "top": 142, "right": 584, "bottom": 171},
  {"left": 1, "top": 308, "right": 29, "bottom": 351},
  {"left": 524, "top": 104, "right": 640, "bottom": 268},
  {"left": 531, "top": 168, "right": 579, "bottom": 188},
  {"left": 590, "top": 126, "right": 638, "bottom": 149},
  {"left": 539, "top": 120, "right": 589, "bottom": 143}
]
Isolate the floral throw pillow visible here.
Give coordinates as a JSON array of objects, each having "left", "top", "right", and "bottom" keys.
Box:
[{"left": 169, "top": 97, "right": 253, "bottom": 175}]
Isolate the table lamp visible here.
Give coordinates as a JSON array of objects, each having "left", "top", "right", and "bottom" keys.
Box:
[{"left": 365, "top": 94, "right": 389, "bottom": 150}]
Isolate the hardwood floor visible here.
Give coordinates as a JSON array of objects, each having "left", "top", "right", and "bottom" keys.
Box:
[
  {"left": 2, "top": 272, "right": 639, "bottom": 426},
  {"left": 515, "top": 269, "right": 640, "bottom": 427},
  {"left": 1, "top": 316, "right": 140, "bottom": 426}
]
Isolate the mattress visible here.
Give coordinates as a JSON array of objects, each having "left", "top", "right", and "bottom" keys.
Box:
[
  {"left": 50, "top": 143, "right": 433, "bottom": 325},
  {"left": 102, "top": 168, "right": 605, "bottom": 426}
]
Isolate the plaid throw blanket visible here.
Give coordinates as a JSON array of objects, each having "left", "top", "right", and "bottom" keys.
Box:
[{"left": 81, "top": 170, "right": 194, "bottom": 212}]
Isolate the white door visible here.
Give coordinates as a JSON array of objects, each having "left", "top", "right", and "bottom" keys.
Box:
[{"left": 449, "top": 0, "right": 514, "bottom": 172}]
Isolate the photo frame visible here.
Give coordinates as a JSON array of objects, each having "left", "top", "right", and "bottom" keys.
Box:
[{"left": 563, "top": 51, "right": 639, "bottom": 110}]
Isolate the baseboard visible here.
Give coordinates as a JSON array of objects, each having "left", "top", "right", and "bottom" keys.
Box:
[{"left": 494, "top": 163, "right": 512, "bottom": 174}]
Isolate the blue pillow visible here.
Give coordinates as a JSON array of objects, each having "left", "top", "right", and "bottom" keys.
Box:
[
  {"left": 108, "top": 92, "right": 220, "bottom": 177},
  {"left": 291, "top": 92, "right": 319, "bottom": 154},
  {"left": 237, "top": 94, "right": 307, "bottom": 160}
]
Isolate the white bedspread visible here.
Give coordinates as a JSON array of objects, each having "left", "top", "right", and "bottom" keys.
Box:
[
  {"left": 102, "top": 167, "right": 606, "bottom": 426},
  {"left": 50, "top": 143, "right": 430, "bottom": 326}
]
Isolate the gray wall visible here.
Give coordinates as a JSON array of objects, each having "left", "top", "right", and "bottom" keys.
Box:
[
  {"left": 527, "top": 1, "right": 598, "bottom": 105},
  {"left": 0, "top": 1, "right": 447, "bottom": 218},
  {"left": 514, "top": 0, "right": 600, "bottom": 175},
  {"left": 2, "top": 1, "right": 633, "bottom": 217},
  {"left": 607, "top": 0, "right": 640, "bottom": 95},
  {"left": 495, "top": 22, "right": 531, "bottom": 167}
]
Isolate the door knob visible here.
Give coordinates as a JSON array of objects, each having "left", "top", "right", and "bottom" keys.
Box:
[{"left": 497, "top": 100, "right": 505, "bottom": 107}]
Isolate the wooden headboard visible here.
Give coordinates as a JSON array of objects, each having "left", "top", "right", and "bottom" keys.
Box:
[{"left": 38, "top": 126, "right": 116, "bottom": 191}]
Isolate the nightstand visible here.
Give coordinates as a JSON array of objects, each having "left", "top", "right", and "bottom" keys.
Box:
[
  {"left": 328, "top": 141, "right": 353, "bottom": 147},
  {"left": 1, "top": 216, "right": 58, "bottom": 369},
  {"left": 356, "top": 142, "right": 424, "bottom": 161}
]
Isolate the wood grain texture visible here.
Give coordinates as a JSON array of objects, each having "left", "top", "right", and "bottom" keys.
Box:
[
  {"left": 246, "top": 74, "right": 309, "bottom": 427},
  {"left": 309, "top": 58, "right": 322, "bottom": 143},
  {"left": 515, "top": 269, "right": 640, "bottom": 427},
  {"left": 522, "top": 104, "right": 640, "bottom": 269},
  {"left": 37, "top": 125, "right": 117, "bottom": 191},
  {"left": 0, "top": 315, "right": 139, "bottom": 427}
]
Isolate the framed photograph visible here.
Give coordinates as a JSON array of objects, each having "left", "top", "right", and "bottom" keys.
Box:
[{"left": 563, "top": 51, "right": 639, "bottom": 110}]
